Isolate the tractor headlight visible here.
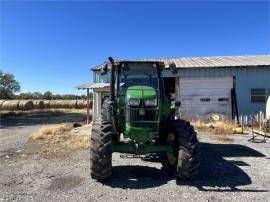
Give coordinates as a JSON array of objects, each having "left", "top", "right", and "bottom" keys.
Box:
[
  {"left": 127, "top": 98, "right": 140, "bottom": 106},
  {"left": 144, "top": 99, "right": 157, "bottom": 107}
]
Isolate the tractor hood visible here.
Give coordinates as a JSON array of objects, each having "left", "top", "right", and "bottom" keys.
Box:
[{"left": 126, "top": 86, "right": 156, "bottom": 99}]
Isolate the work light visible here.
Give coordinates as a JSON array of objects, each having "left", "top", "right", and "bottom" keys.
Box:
[
  {"left": 144, "top": 99, "right": 157, "bottom": 107},
  {"left": 127, "top": 98, "right": 140, "bottom": 106}
]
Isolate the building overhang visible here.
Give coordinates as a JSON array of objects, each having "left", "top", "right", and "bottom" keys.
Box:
[{"left": 76, "top": 83, "right": 110, "bottom": 92}]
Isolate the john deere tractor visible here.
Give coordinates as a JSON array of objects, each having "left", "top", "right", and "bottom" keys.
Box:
[{"left": 90, "top": 57, "right": 200, "bottom": 181}]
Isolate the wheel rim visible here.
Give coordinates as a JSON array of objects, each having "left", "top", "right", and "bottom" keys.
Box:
[{"left": 166, "top": 132, "right": 177, "bottom": 165}]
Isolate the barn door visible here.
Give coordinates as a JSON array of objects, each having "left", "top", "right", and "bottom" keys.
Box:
[{"left": 179, "top": 77, "right": 233, "bottom": 120}]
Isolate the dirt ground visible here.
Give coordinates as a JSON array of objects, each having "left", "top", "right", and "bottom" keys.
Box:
[{"left": 0, "top": 113, "right": 270, "bottom": 202}]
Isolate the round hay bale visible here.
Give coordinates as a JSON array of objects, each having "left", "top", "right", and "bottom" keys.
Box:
[
  {"left": 43, "top": 100, "right": 51, "bottom": 108},
  {"left": 18, "top": 100, "right": 34, "bottom": 110},
  {"left": 33, "top": 100, "right": 45, "bottom": 109},
  {"left": 49, "top": 100, "right": 60, "bottom": 109},
  {"left": 76, "top": 100, "right": 92, "bottom": 109},
  {"left": 2, "top": 100, "right": 20, "bottom": 111},
  {"left": 76, "top": 100, "right": 85, "bottom": 109},
  {"left": 71, "top": 100, "right": 78, "bottom": 108},
  {"left": 61, "top": 100, "right": 72, "bottom": 108},
  {"left": 83, "top": 100, "right": 88, "bottom": 108},
  {"left": 65, "top": 100, "right": 77, "bottom": 108},
  {"left": 0, "top": 100, "right": 6, "bottom": 110},
  {"left": 58, "top": 100, "right": 66, "bottom": 108},
  {"left": 50, "top": 100, "right": 69, "bottom": 109}
]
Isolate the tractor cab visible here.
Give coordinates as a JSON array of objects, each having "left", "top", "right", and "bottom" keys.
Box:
[
  {"left": 119, "top": 61, "right": 161, "bottom": 95},
  {"left": 105, "top": 60, "right": 171, "bottom": 142}
]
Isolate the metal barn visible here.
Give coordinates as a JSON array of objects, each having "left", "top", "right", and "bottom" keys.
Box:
[{"left": 78, "top": 55, "right": 270, "bottom": 121}]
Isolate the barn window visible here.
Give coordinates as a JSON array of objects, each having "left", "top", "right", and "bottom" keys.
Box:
[
  {"left": 200, "top": 98, "right": 211, "bottom": 102},
  {"left": 218, "top": 98, "right": 229, "bottom": 102},
  {"left": 250, "top": 89, "right": 267, "bottom": 103}
]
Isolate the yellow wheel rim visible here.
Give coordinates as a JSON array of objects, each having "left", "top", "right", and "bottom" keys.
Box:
[
  {"left": 167, "top": 132, "right": 175, "bottom": 142},
  {"left": 166, "top": 132, "right": 177, "bottom": 165}
]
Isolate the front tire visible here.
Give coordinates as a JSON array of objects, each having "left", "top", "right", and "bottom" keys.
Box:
[
  {"left": 90, "top": 120, "right": 113, "bottom": 181},
  {"left": 162, "top": 119, "right": 200, "bottom": 179}
]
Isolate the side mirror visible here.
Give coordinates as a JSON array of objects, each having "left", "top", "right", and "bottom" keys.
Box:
[
  {"left": 175, "top": 100, "right": 181, "bottom": 107},
  {"left": 169, "top": 62, "right": 177, "bottom": 75},
  {"left": 101, "top": 64, "right": 108, "bottom": 75}
]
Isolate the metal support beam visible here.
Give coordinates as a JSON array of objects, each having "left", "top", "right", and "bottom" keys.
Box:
[{"left": 87, "top": 89, "right": 90, "bottom": 124}]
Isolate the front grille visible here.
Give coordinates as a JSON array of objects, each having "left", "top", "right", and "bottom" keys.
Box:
[
  {"left": 129, "top": 108, "right": 156, "bottom": 121},
  {"left": 126, "top": 107, "right": 157, "bottom": 128},
  {"left": 131, "top": 122, "right": 157, "bottom": 128}
]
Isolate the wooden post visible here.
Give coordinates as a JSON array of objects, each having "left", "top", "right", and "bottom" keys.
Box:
[
  {"left": 175, "top": 77, "right": 180, "bottom": 118},
  {"left": 175, "top": 77, "right": 180, "bottom": 101},
  {"left": 87, "top": 88, "right": 90, "bottom": 124}
]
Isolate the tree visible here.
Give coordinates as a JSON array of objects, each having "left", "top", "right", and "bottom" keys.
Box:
[
  {"left": 43, "top": 91, "right": 53, "bottom": 100},
  {"left": 0, "top": 70, "right": 21, "bottom": 99},
  {"left": 32, "top": 92, "right": 43, "bottom": 100},
  {"left": 52, "top": 94, "right": 62, "bottom": 100},
  {"left": 17, "top": 92, "right": 32, "bottom": 99}
]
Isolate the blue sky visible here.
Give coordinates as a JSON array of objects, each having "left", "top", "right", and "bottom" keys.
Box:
[{"left": 1, "top": 1, "right": 269, "bottom": 95}]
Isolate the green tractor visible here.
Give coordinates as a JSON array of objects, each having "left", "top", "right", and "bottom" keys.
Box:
[{"left": 90, "top": 57, "right": 200, "bottom": 181}]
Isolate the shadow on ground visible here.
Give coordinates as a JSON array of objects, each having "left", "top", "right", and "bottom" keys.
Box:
[
  {"left": 103, "top": 142, "right": 268, "bottom": 192},
  {"left": 176, "top": 143, "right": 267, "bottom": 192},
  {"left": 103, "top": 165, "right": 170, "bottom": 189},
  {"left": 0, "top": 112, "right": 89, "bottom": 128}
]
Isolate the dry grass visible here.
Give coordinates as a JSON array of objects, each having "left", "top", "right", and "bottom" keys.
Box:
[
  {"left": 1, "top": 108, "right": 88, "bottom": 117},
  {"left": 192, "top": 119, "right": 237, "bottom": 135},
  {"left": 192, "top": 119, "right": 236, "bottom": 142},
  {"left": 56, "top": 108, "right": 89, "bottom": 113},
  {"left": 28, "top": 123, "right": 89, "bottom": 157}
]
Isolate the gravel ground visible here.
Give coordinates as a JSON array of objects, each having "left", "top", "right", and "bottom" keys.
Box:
[{"left": 0, "top": 115, "right": 270, "bottom": 201}]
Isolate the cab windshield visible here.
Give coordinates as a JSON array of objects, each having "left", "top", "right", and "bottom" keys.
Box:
[
  {"left": 118, "top": 63, "right": 159, "bottom": 95},
  {"left": 120, "top": 74, "right": 159, "bottom": 92}
]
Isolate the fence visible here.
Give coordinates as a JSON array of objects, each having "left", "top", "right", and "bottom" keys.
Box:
[{"left": 237, "top": 111, "right": 267, "bottom": 127}]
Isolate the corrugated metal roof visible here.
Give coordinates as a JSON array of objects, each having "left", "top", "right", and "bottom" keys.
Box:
[
  {"left": 76, "top": 83, "right": 110, "bottom": 89},
  {"left": 91, "top": 55, "right": 270, "bottom": 70}
]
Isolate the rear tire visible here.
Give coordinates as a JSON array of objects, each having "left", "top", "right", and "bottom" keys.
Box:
[
  {"left": 162, "top": 119, "right": 200, "bottom": 179},
  {"left": 90, "top": 120, "right": 113, "bottom": 181}
]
